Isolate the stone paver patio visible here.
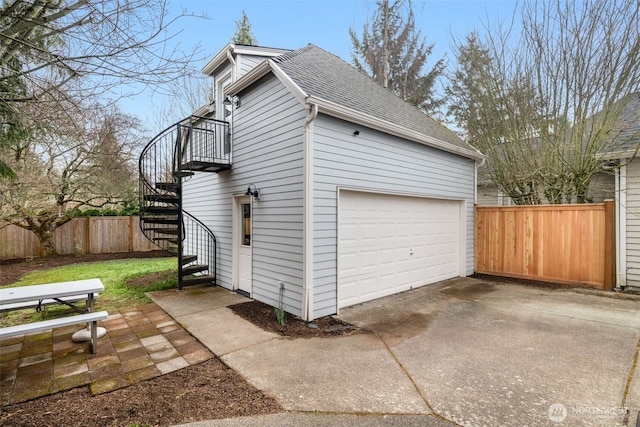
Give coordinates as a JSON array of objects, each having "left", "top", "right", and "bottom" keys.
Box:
[{"left": 0, "top": 303, "right": 212, "bottom": 405}]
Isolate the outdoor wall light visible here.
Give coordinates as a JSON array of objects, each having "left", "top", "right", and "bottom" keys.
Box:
[
  {"left": 223, "top": 95, "right": 241, "bottom": 108},
  {"left": 245, "top": 184, "right": 259, "bottom": 199},
  {"left": 353, "top": 130, "right": 360, "bottom": 136}
]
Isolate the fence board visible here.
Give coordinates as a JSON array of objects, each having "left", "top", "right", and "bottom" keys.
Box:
[
  {"left": 1, "top": 217, "right": 158, "bottom": 260},
  {"left": 0, "top": 224, "right": 40, "bottom": 259},
  {"left": 475, "top": 201, "right": 615, "bottom": 290}
]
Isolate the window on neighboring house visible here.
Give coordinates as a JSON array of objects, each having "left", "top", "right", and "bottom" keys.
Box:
[{"left": 498, "top": 190, "right": 513, "bottom": 206}]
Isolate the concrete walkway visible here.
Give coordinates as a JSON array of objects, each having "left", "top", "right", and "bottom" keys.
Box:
[{"left": 148, "top": 278, "right": 640, "bottom": 427}]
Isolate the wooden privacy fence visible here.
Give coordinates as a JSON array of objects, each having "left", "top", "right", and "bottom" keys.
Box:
[
  {"left": 475, "top": 200, "right": 615, "bottom": 290},
  {"left": 0, "top": 216, "right": 158, "bottom": 260}
]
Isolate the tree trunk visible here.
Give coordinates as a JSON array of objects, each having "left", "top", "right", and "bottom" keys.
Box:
[
  {"left": 36, "top": 229, "right": 57, "bottom": 257},
  {"left": 382, "top": 0, "right": 389, "bottom": 88}
]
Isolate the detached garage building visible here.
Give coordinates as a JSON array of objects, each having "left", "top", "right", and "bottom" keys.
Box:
[{"left": 141, "top": 43, "right": 484, "bottom": 321}]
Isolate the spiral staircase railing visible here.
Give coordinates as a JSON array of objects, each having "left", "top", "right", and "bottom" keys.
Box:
[{"left": 138, "top": 116, "right": 230, "bottom": 289}]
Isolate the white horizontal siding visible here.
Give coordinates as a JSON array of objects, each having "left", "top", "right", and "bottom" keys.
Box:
[
  {"left": 183, "top": 74, "right": 306, "bottom": 316},
  {"left": 625, "top": 159, "right": 640, "bottom": 286},
  {"left": 238, "top": 55, "right": 269, "bottom": 76},
  {"left": 311, "top": 115, "right": 476, "bottom": 318},
  {"left": 179, "top": 172, "right": 233, "bottom": 287}
]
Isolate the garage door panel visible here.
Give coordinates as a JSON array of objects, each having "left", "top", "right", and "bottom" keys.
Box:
[
  {"left": 340, "top": 223, "right": 358, "bottom": 240},
  {"left": 338, "top": 191, "right": 462, "bottom": 308},
  {"left": 360, "top": 277, "right": 379, "bottom": 297},
  {"left": 340, "top": 281, "right": 357, "bottom": 303},
  {"left": 340, "top": 252, "right": 359, "bottom": 274}
]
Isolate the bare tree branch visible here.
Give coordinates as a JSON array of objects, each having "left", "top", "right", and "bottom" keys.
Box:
[
  {"left": 447, "top": 0, "right": 640, "bottom": 204},
  {"left": 0, "top": 92, "right": 142, "bottom": 255}
]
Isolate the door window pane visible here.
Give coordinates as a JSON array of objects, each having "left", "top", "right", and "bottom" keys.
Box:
[{"left": 242, "top": 203, "right": 251, "bottom": 246}]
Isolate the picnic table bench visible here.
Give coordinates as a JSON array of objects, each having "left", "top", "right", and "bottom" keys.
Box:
[{"left": 0, "top": 279, "right": 108, "bottom": 353}]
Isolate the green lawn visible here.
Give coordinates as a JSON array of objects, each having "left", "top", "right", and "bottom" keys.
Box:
[{"left": 1, "top": 257, "right": 178, "bottom": 326}]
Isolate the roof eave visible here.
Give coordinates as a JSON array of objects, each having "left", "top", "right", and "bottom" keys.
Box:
[
  {"left": 201, "top": 44, "right": 291, "bottom": 76},
  {"left": 201, "top": 43, "right": 234, "bottom": 76},
  {"left": 598, "top": 148, "right": 638, "bottom": 161},
  {"left": 232, "top": 45, "right": 290, "bottom": 57},
  {"left": 307, "top": 96, "right": 485, "bottom": 161},
  {"left": 192, "top": 104, "right": 215, "bottom": 117}
]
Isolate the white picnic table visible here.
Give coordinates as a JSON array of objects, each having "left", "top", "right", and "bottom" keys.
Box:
[
  {"left": 0, "top": 278, "right": 104, "bottom": 308},
  {"left": 0, "top": 278, "right": 108, "bottom": 353}
]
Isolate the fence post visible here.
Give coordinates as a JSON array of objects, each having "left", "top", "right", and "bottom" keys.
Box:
[
  {"left": 128, "top": 216, "right": 134, "bottom": 252},
  {"left": 604, "top": 199, "right": 615, "bottom": 291},
  {"left": 85, "top": 217, "right": 91, "bottom": 254},
  {"left": 474, "top": 204, "right": 479, "bottom": 273}
]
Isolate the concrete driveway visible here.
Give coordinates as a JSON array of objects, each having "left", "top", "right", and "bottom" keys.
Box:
[
  {"left": 151, "top": 277, "right": 640, "bottom": 427},
  {"left": 337, "top": 278, "right": 640, "bottom": 426}
]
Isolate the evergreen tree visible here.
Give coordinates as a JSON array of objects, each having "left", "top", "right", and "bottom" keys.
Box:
[
  {"left": 232, "top": 10, "right": 258, "bottom": 45},
  {"left": 349, "top": 0, "right": 444, "bottom": 114},
  {"left": 446, "top": 32, "right": 493, "bottom": 145}
]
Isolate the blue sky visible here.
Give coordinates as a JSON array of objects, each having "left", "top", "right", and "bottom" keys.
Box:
[{"left": 124, "top": 0, "right": 518, "bottom": 127}]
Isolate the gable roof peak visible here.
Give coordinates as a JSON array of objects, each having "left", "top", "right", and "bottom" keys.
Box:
[{"left": 201, "top": 43, "right": 290, "bottom": 76}]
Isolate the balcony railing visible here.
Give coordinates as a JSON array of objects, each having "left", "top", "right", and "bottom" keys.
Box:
[{"left": 175, "top": 116, "right": 232, "bottom": 172}]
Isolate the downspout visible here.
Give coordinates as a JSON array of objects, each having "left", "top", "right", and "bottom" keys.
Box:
[
  {"left": 475, "top": 157, "right": 486, "bottom": 206},
  {"left": 474, "top": 157, "right": 485, "bottom": 275},
  {"left": 616, "top": 164, "right": 627, "bottom": 288},
  {"left": 302, "top": 102, "right": 318, "bottom": 321},
  {"left": 226, "top": 49, "right": 237, "bottom": 81}
]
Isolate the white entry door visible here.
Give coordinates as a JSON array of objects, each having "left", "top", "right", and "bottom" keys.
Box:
[
  {"left": 338, "top": 190, "right": 463, "bottom": 308},
  {"left": 236, "top": 197, "right": 252, "bottom": 295}
]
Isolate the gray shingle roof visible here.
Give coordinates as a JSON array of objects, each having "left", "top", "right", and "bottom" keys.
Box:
[
  {"left": 272, "top": 44, "right": 476, "bottom": 155},
  {"left": 608, "top": 92, "right": 640, "bottom": 154}
]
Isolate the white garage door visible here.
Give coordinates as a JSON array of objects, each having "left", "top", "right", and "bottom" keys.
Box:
[{"left": 338, "top": 190, "right": 463, "bottom": 308}]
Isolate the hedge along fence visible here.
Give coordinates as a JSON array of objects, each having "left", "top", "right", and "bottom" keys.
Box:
[
  {"left": 0, "top": 216, "right": 158, "bottom": 260},
  {"left": 476, "top": 200, "right": 615, "bottom": 291}
]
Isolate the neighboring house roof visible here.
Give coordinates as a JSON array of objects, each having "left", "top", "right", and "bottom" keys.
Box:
[
  {"left": 476, "top": 163, "right": 495, "bottom": 187},
  {"left": 598, "top": 92, "right": 640, "bottom": 159},
  {"left": 227, "top": 44, "right": 484, "bottom": 161}
]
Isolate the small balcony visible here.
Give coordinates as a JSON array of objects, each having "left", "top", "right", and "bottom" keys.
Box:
[{"left": 176, "top": 116, "right": 232, "bottom": 173}]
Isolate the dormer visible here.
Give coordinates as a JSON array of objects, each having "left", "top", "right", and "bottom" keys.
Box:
[{"left": 201, "top": 44, "right": 290, "bottom": 121}]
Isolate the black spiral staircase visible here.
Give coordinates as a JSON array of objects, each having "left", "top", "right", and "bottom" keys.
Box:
[{"left": 139, "top": 116, "right": 231, "bottom": 290}]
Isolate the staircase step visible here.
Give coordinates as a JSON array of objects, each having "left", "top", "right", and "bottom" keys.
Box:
[
  {"left": 181, "top": 264, "right": 209, "bottom": 276},
  {"left": 142, "top": 216, "right": 179, "bottom": 225},
  {"left": 143, "top": 194, "right": 179, "bottom": 204},
  {"left": 155, "top": 182, "right": 180, "bottom": 193},
  {"left": 180, "top": 254, "right": 198, "bottom": 266},
  {"left": 173, "top": 171, "right": 194, "bottom": 178},
  {"left": 144, "top": 206, "right": 179, "bottom": 215},
  {"left": 154, "top": 237, "right": 179, "bottom": 245},
  {"left": 143, "top": 227, "right": 179, "bottom": 235},
  {"left": 181, "top": 275, "right": 215, "bottom": 287}
]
